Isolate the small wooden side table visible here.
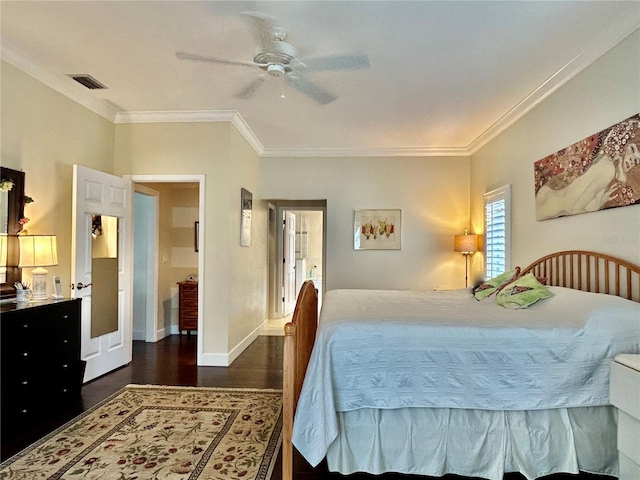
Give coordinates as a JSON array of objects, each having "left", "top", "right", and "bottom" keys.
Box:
[{"left": 177, "top": 281, "right": 198, "bottom": 335}]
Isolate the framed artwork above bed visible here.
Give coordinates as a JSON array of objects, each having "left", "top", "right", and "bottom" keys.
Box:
[
  {"left": 534, "top": 113, "right": 640, "bottom": 220},
  {"left": 354, "top": 209, "right": 401, "bottom": 250}
]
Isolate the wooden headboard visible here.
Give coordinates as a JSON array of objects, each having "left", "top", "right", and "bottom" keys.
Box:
[{"left": 520, "top": 250, "right": 640, "bottom": 302}]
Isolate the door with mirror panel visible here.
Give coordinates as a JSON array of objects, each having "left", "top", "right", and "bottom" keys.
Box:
[{"left": 72, "top": 165, "right": 132, "bottom": 382}]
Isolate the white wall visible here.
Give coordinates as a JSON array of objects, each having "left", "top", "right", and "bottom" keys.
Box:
[
  {"left": 470, "top": 29, "right": 640, "bottom": 279},
  {"left": 261, "top": 156, "right": 471, "bottom": 291}
]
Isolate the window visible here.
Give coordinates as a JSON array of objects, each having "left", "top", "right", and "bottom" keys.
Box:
[{"left": 484, "top": 185, "right": 511, "bottom": 279}]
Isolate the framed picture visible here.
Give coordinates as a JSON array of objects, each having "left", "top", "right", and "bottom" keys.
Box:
[
  {"left": 240, "top": 188, "right": 252, "bottom": 247},
  {"left": 354, "top": 209, "right": 402, "bottom": 250},
  {"left": 534, "top": 113, "right": 640, "bottom": 220}
]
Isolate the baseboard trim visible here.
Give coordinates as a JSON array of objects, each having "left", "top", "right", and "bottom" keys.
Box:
[{"left": 199, "top": 320, "right": 267, "bottom": 367}]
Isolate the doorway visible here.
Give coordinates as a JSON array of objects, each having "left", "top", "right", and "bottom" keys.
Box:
[
  {"left": 127, "top": 174, "right": 205, "bottom": 365},
  {"left": 265, "top": 200, "right": 326, "bottom": 335}
]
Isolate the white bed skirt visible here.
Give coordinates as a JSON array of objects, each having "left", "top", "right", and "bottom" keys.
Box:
[{"left": 326, "top": 406, "right": 618, "bottom": 480}]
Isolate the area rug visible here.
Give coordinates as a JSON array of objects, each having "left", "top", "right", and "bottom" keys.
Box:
[{"left": 0, "top": 385, "right": 283, "bottom": 480}]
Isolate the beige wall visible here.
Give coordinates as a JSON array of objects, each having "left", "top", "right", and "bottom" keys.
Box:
[
  {"left": 260, "top": 156, "right": 471, "bottom": 291},
  {"left": 1, "top": 61, "right": 114, "bottom": 294},
  {"left": 113, "top": 122, "right": 266, "bottom": 358},
  {"left": 470, "top": 29, "right": 640, "bottom": 282}
]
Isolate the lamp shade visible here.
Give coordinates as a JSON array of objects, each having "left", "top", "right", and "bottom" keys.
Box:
[
  {"left": 454, "top": 233, "right": 478, "bottom": 254},
  {"left": 18, "top": 235, "right": 58, "bottom": 267}
]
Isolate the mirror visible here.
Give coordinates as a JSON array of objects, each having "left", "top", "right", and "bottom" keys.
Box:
[
  {"left": 91, "top": 214, "right": 119, "bottom": 337},
  {"left": 0, "top": 167, "right": 25, "bottom": 299}
]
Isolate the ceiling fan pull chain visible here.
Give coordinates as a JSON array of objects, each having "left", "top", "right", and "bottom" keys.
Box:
[{"left": 280, "top": 77, "right": 286, "bottom": 99}]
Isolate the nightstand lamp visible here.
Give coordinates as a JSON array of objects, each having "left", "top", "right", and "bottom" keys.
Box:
[
  {"left": 18, "top": 234, "right": 58, "bottom": 301},
  {"left": 454, "top": 228, "right": 478, "bottom": 288}
]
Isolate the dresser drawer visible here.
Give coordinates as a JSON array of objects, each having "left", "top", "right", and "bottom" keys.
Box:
[
  {"left": 611, "top": 360, "right": 640, "bottom": 419},
  {"left": 619, "top": 410, "right": 640, "bottom": 465},
  {"left": 619, "top": 451, "right": 640, "bottom": 480}
]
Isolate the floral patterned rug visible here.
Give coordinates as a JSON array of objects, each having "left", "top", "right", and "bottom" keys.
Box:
[{"left": 0, "top": 385, "right": 283, "bottom": 480}]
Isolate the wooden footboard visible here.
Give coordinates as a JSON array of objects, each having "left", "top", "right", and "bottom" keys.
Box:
[
  {"left": 283, "top": 280, "right": 318, "bottom": 480},
  {"left": 520, "top": 250, "right": 640, "bottom": 302}
]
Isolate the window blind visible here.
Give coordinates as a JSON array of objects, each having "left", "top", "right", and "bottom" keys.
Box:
[{"left": 484, "top": 185, "right": 511, "bottom": 279}]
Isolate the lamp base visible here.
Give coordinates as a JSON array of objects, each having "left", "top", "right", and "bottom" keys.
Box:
[
  {"left": 31, "top": 267, "right": 48, "bottom": 301},
  {"left": 462, "top": 252, "right": 472, "bottom": 288}
]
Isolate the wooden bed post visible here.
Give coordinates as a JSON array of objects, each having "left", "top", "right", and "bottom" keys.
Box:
[{"left": 283, "top": 280, "right": 318, "bottom": 480}]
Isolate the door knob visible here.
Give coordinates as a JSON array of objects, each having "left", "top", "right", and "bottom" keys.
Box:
[{"left": 76, "top": 282, "right": 92, "bottom": 290}]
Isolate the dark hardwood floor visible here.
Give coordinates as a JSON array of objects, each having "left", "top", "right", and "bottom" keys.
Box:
[{"left": 0, "top": 335, "right": 615, "bottom": 480}]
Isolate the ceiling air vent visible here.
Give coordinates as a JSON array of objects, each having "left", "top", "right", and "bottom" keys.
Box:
[{"left": 68, "top": 74, "right": 107, "bottom": 90}]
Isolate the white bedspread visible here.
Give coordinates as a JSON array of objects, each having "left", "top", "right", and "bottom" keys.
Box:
[{"left": 292, "top": 287, "right": 640, "bottom": 467}]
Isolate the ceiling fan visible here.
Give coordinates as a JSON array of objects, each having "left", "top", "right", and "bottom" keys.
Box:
[{"left": 176, "top": 12, "right": 370, "bottom": 105}]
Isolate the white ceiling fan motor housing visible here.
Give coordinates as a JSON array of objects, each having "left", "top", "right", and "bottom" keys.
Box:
[
  {"left": 254, "top": 40, "right": 296, "bottom": 76},
  {"left": 267, "top": 63, "right": 286, "bottom": 77}
]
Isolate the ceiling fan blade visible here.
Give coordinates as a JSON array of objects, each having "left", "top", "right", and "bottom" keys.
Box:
[
  {"left": 234, "top": 77, "right": 266, "bottom": 100},
  {"left": 176, "top": 51, "right": 260, "bottom": 68},
  {"left": 240, "top": 11, "right": 278, "bottom": 52},
  {"left": 285, "top": 74, "right": 336, "bottom": 105},
  {"left": 301, "top": 54, "right": 370, "bottom": 71}
]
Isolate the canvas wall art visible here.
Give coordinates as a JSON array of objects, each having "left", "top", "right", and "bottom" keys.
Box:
[
  {"left": 354, "top": 209, "right": 401, "bottom": 250},
  {"left": 534, "top": 113, "right": 640, "bottom": 220}
]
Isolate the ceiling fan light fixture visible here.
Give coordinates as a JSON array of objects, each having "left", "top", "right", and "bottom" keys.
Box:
[{"left": 267, "top": 63, "right": 286, "bottom": 77}]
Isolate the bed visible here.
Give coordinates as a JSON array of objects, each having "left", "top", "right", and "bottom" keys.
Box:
[{"left": 282, "top": 251, "right": 640, "bottom": 480}]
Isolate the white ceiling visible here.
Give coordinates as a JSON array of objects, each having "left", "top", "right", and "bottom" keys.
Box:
[{"left": 1, "top": 1, "right": 639, "bottom": 157}]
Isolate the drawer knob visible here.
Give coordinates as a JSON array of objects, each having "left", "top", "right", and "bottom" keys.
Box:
[
  {"left": 62, "top": 364, "right": 68, "bottom": 368},
  {"left": 63, "top": 339, "right": 68, "bottom": 344},
  {"left": 20, "top": 409, "right": 27, "bottom": 414},
  {"left": 22, "top": 352, "right": 28, "bottom": 357},
  {"left": 63, "top": 315, "right": 69, "bottom": 319},
  {"left": 21, "top": 380, "right": 28, "bottom": 385},
  {"left": 62, "top": 388, "right": 68, "bottom": 393},
  {"left": 22, "top": 324, "right": 28, "bottom": 328}
]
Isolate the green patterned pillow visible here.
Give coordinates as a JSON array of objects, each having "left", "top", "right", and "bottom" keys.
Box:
[
  {"left": 473, "top": 268, "right": 519, "bottom": 300},
  {"left": 496, "top": 272, "right": 554, "bottom": 309}
]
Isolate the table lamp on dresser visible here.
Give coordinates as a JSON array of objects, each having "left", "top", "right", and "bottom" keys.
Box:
[{"left": 18, "top": 234, "right": 58, "bottom": 301}]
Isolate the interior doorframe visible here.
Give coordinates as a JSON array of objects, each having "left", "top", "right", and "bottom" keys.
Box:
[
  {"left": 268, "top": 200, "right": 327, "bottom": 319},
  {"left": 126, "top": 174, "right": 205, "bottom": 366},
  {"left": 267, "top": 203, "right": 278, "bottom": 320},
  {"left": 133, "top": 184, "right": 159, "bottom": 343}
]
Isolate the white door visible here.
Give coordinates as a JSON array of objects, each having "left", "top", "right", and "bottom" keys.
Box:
[
  {"left": 72, "top": 165, "right": 133, "bottom": 382},
  {"left": 283, "top": 211, "right": 296, "bottom": 316}
]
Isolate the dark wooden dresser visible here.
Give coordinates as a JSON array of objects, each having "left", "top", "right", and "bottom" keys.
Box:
[
  {"left": 1, "top": 298, "right": 84, "bottom": 434},
  {"left": 177, "top": 281, "right": 198, "bottom": 335}
]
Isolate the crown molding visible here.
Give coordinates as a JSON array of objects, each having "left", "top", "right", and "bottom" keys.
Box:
[
  {"left": 114, "top": 111, "right": 465, "bottom": 157},
  {"left": 260, "top": 146, "right": 469, "bottom": 158},
  {"left": 468, "top": 23, "right": 640, "bottom": 155},
  {"left": 1, "top": 42, "right": 118, "bottom": 122},
  {"left": 114, "top": 110, "right": 265, "bottom": 155}
]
